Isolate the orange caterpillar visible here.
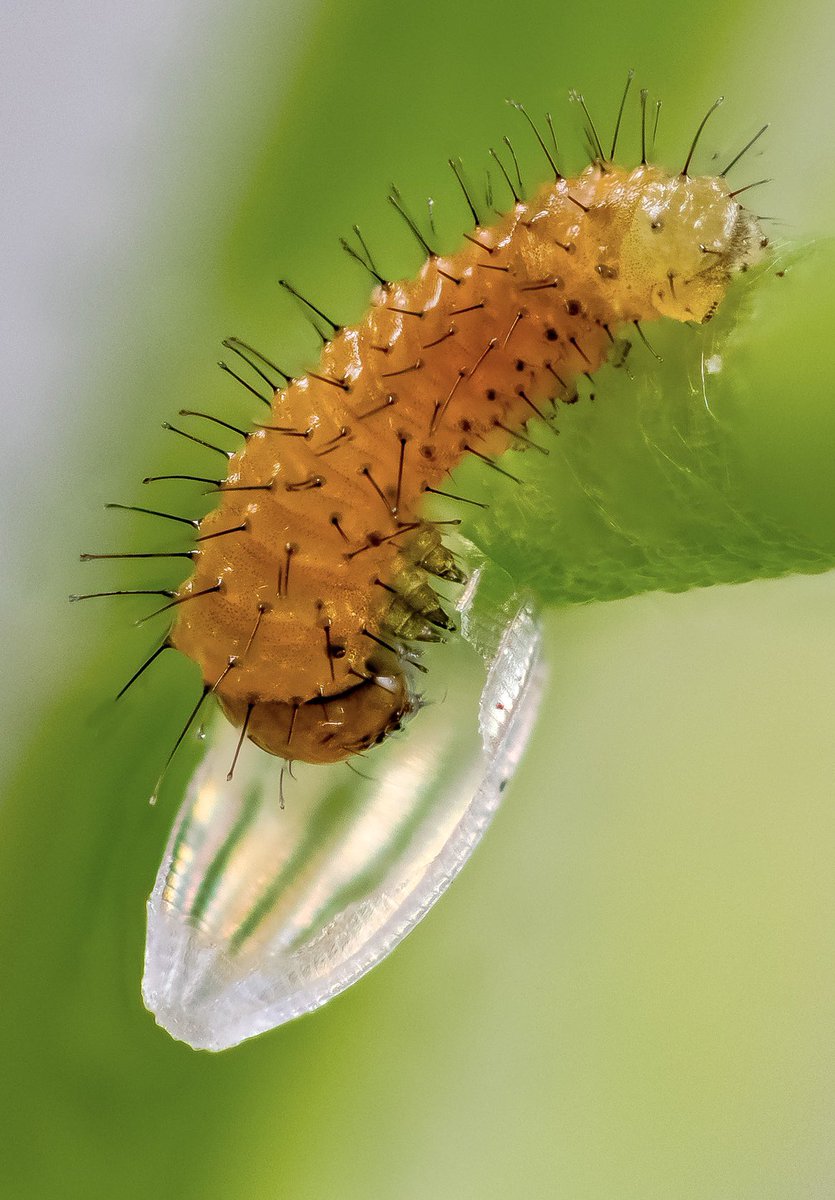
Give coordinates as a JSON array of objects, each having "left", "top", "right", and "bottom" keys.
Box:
[{"left": 80, "top": 88, "right": 767, "bottom": 767}]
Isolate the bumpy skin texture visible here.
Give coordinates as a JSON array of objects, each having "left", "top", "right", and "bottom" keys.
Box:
[{"left": 170, "top": 164, "right": 764, "bottom": 763}]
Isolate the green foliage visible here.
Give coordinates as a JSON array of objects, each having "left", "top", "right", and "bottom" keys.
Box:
[{"left": 463, "top": 243, "right": 835, "bottom": 602}]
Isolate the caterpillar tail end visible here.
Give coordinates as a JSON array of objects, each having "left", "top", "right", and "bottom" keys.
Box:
[{"left": 219, "top": 672, "right": 416, "bottom": 766}]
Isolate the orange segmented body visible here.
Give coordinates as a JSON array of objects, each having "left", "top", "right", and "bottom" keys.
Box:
[{"left": 167, "top": 162, "right": 765, "bottom": 763}]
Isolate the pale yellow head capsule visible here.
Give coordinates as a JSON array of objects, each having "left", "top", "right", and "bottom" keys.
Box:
[{"left": 616, "top": 166, "right": 766, "bottom": 323}]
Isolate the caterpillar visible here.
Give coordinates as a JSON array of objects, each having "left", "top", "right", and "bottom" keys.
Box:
[{"left": 78, "top": 82, "right": 767, "bottom": 776}]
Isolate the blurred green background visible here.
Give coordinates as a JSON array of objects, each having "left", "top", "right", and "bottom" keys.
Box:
[{"left": 2, "top": 1, "right": 834, "bottom": 1197}]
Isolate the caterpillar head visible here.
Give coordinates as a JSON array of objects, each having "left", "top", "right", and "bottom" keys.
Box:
[{"left": 616, "top": 166, "right": 766, "bottom": 324}]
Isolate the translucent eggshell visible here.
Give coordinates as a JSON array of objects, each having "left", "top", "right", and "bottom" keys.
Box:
[{"left": 143, "top": 546, "right": 544, "bottom": 1050}]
